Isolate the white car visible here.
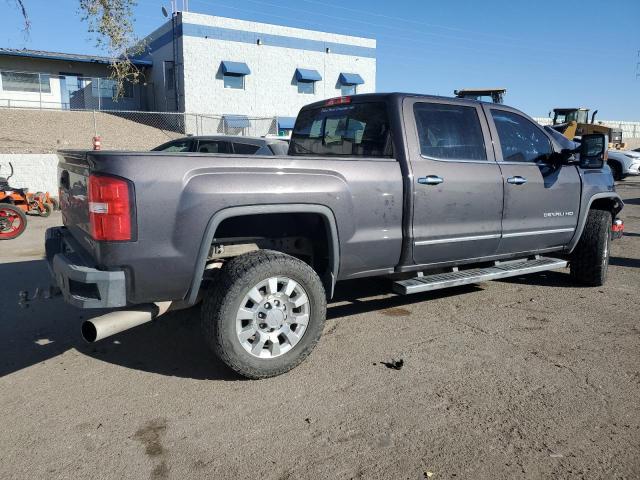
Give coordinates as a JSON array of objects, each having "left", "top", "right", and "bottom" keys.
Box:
[{"left": 607, "top": 150, "right": 640, "bottom": 181}]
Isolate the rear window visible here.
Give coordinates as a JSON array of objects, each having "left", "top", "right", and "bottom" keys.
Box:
[{"left": 289, "top": 102, "right": 393, "bottom": 158}]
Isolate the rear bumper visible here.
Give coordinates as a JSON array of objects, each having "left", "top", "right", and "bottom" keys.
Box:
[{"left": 45, "top": 227, "right": 127, "bottom": 308}]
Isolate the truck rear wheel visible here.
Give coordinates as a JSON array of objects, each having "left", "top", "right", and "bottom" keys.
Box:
[
  {"left": 201, "top": 250, "right": 326, "bottom": 379},
  {"left": 570, "top": 209, "right": 611, "bottom": 286}
]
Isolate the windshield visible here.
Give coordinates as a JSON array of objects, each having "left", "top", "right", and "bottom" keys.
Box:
[
  {"left": 289, "top": 102, "right": 393, "bottom": 157},
  {"left": 554, "top": 110, "right": 588, "bottom": 124}
]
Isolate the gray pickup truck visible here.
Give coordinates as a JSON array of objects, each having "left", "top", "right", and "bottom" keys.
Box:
[{"left": 47, "top": 93, "right": 624, "bottom": 378}]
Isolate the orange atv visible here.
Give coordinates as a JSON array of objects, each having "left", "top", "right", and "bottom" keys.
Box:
[{"left": 0, "top": 162, "right": 53, "bottom": 240}]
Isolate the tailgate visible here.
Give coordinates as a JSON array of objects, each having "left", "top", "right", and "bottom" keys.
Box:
[{"left": 57, "top": 151, "right": 91, "bottom": 235}]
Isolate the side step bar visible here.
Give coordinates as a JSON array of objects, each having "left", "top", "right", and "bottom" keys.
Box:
[{"left": 393, "top": 256, "right": 567, "bottom": 295}]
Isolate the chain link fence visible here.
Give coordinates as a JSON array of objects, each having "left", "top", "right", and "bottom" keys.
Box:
[
  {"left": 0, "top": 107, "right": 281, "bottom": 153},
  {"left": 0, "top": 71, "right": 150, "bottom": 111}
]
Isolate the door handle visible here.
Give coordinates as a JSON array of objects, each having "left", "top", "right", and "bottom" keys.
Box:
[
  {"left": 507, "top": 176, "right": 527, "bottom": 185},
  {"left": 418, "top": 175, "right": 444, "bottom": 185}
]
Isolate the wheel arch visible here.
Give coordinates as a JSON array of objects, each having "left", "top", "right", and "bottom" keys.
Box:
[
  {"left": 186, "top": 204, "right": 340, "bottom": 305},
  {"left": 567, "top": 193, "right": 623, "bottom": 253}
]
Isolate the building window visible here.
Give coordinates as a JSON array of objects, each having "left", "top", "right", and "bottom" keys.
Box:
[
  {"left": 223, "top": 74, "right": 245, "bottom": 90},
  {"left": 164, "top": 61, "right": 175, "bottom": 91},
  {"left": 1, "top": 71, "right": 51, "bottom": 93},
  {"left": 91, "top": 78, "right": 133, "bottom": 99},
  {"left": 220, "top": 61, "right": 250, "bottom": 90},
  {"left": 338, "top": 73, "right": 364, "bottom": 96},
  {"left": 340, "top": 84, "right": 356, "bottom": 96},
  {"left": 294, "top": 68, "right": 321, "bottom": 95},
  {"left": 298, "top": 81, "right": 315, "bottom": 95}
]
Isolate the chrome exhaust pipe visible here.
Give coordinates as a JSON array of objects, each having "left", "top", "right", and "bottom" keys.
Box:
[{"left": 81, "top": 302, "right": 172, "bottom": 343}]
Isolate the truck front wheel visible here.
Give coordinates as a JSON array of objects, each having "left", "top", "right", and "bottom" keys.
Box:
[
  {"left": 201, "top": 250, "right": 327, "bottom": 379},
  {"left": 570, "top": 209, "right": 612, "bottom": 286}
]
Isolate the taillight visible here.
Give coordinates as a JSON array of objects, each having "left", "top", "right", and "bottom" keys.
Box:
[
  {"left": 88, "top": 174, "right": 132, "bottom": 241},
  {"left": 325, "top": 96, "right": 351, "bottom": 106}
]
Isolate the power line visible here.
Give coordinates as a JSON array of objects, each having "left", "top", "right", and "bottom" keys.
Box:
[{"left": 170, "top": 0, "right": 625, "bottom": 62}]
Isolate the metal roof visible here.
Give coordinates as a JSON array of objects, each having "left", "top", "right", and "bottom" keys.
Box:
[{"left": 0, "top": 48, "right": 152, "bottom": 67}]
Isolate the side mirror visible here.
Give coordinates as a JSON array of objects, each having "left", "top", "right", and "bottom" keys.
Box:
[
  {"left": 578, "top": 133, "right": 607, "bottom": 169},
  {"left": 559, "top": 148, "right": 578, "bottom": 165}
]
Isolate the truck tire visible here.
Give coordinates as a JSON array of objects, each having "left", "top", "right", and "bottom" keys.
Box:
[
  {"left": 201, "top": 250, "right": 326, "bottom": 379},
  {"left": 570, "top": 209, "right": 611, "bottom": 286}
]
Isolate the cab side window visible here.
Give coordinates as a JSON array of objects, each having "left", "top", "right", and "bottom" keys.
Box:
[
  {"left": 491, "top": 110, "right": 552, "bottom": 163},
  {"left": 413, "top": 102, "right": 487, "bottom": 161}
]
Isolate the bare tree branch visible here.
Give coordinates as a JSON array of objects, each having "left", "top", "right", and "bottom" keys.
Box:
[
  {"left": 10, "top": 0, "right": 31, "bottom": 35},
  {"left": 12, "top": 1, "right": 145, "bottom": 100},
  {"left": 78, "top": 0, "right": 145, "bottom": 100}
]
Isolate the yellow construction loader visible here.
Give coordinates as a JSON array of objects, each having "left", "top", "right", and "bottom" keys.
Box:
[{"left": 550, "top": 107, "right": 625, "bottom": 149}]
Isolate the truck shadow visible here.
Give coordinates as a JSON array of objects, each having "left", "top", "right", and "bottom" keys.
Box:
[
  {"left": 1, "top": 259, "right": 483, "bottom": 381},
  {"left": 609, "top": 256, "right": 640, "bottom": 269},
  {"left": 0, "top": 259, "right": 241, "bottom": 381}
]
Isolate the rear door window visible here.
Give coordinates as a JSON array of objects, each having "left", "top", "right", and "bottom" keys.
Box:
[
  {"left": 289, "top": 102, "right": 393, "bottom": 157},
  {"left": 413, "top": 102, "right": 487, "bottom": 161}
]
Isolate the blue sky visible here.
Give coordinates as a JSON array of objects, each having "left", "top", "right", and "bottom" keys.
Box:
[{"left": 3, "top": 0, "right": 639, "bottom": 119}]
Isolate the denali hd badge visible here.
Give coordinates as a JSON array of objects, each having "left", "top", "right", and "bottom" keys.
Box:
[{"left": 544, "top": 211, "right": 575, "bottom": 218}]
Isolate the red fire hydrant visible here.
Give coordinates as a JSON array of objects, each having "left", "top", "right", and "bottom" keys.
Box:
[{"left": 92, "top": 136, "right": 102, "bottom": 150}]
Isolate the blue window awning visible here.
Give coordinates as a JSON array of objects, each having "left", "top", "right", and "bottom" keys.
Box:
[
  {"left": 339, "top": 73, "right": 364, "bottom": 85},
  {"left": 295, "top": 68, "right": 322, "bottom": 82},
  {"left": 278, "top": 117, "right": 296, "bottom": 130},
  {"left": 221, "top": 61, "right": 251, "bottom": 76},
  {"left": 223, "top": 115, "right": 250, "bottom": 128}
]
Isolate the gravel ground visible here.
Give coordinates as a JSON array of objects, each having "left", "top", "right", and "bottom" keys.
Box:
[{"left": 1, "top": 179, "right": 639, "bottom": 480}]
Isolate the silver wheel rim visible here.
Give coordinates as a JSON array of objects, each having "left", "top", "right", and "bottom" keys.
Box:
[{"left": 235, "top": 276, "right": 310, "bottom": 359}]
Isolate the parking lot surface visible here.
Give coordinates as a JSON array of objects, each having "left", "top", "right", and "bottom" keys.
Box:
[{"left": 1, "top": 179, "right": 639, "bottom": 480}]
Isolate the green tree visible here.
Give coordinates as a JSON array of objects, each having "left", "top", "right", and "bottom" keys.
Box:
[{"left": 11, "top": 0, "right": 144, "bottom": 99}]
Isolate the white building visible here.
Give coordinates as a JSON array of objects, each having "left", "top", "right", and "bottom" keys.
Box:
[
  {"left": 0, "top": 48, "right": 151, "bottom": 110},
  {"left": 139, "top": 12, "right": 376, "bottom": 131}
]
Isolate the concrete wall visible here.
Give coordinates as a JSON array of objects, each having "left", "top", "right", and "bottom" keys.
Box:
[
  {"left": 170, "top": 13, "right": 376, "bottom": 118},
  {"left": 0, "top": 154, "right": 58, "bottom": 194}
]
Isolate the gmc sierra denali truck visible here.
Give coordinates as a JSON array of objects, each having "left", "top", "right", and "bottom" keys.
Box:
[{"left": 46, "top": 93, "right": 624, "bottom": 379}]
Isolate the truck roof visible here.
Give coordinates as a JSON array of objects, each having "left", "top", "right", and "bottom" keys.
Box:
[{"left": 299, "top": 92, "right": 502, "bottom": 112}]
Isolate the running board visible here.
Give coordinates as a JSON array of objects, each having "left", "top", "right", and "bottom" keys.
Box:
[{"left": 393, "top": 257, "right": 567, "bottom": 295}]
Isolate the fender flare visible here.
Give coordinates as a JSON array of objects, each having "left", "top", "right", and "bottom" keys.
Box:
[
  {"left": 185, "top": 204, "right": 340, "bottom": 305},
  {"left": 567, "top": 192, "right": 623, "bottom": 253}
]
